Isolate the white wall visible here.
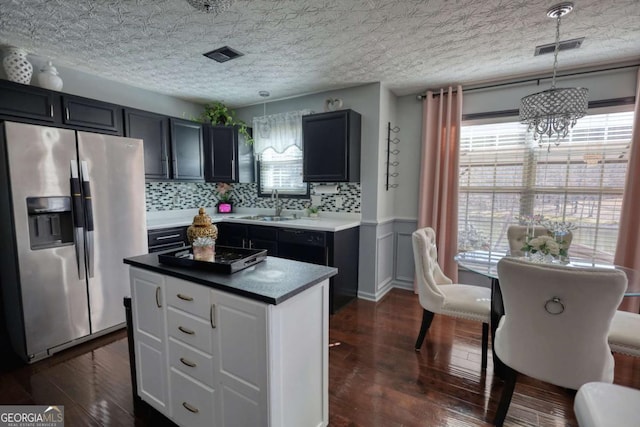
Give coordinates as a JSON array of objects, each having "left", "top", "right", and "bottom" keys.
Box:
[{"left": 1, "top": 54, "right": 203, "bottom": 118}]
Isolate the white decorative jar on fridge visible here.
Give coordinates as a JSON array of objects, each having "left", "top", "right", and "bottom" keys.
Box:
[
  {"left": 37, "top": 61, "right": 63, "bottom": 91},
  {"left": 2, "top": 47, "right": 33, "bottom": 84}
]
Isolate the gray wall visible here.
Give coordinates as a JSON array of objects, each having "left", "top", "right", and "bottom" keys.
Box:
[
  {"left": 390, "top": 66, "right": 639, "bottom": 295},
  {"left": 2, "top": 54, "right": 203, "bottom": 118}
]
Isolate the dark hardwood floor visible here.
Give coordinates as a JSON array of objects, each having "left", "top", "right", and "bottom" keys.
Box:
[{"left": 1, "top": 288, "right": 639, "bottom": 426}]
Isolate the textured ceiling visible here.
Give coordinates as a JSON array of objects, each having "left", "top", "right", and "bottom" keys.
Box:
[{"left": 0, "top": 0, "right": 639, "bottom": 107}]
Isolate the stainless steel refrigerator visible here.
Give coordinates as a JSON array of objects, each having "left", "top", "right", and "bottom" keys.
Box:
[{"left": 0, "top": 121, "right": 147, "bottom": 363}]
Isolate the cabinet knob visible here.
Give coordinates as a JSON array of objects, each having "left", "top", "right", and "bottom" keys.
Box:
[
  {"left": 155, "top": 287, "right": 162, "bottom": 308},
  {"left": 182, "top": 402, "right": 199, "bottom": 414},
  {"left": 180, "top": 357, "right": 197, "bottom": 368},
  {"left": 178, "top": 326, "right": 195, "bottom": 335},
  {"left": 210, "top": 304, "right": 216, "bottom": 328},
  {"left": 177, "top": 293, "right": 194, "bottom": 301}
]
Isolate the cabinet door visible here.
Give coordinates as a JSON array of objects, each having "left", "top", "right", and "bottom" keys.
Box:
[
  {"left": 130, "top": 268, "right": 168, "bottom": 414},
  {"left": 217, "top": 223, "right": 248, "bottom": 248},
  {"left": 125, "top": 109, "right": 170, "bottom": 180},
  {"left": 170, "top": 118, "right": 204, "bottom": 181},
  {"left": 302, "top": 109, "right": 360, "bottom": 182},
  {"left": 62, "top": 95, "right": 122, "bottom": 133},
  {"left": 0, "top": 80, "right": 57, "bottom": 123},
  {"left": 204, "top": 125, "right": 238, "bottom": 183},
  {"left": 212, "top": 289, "right": 268, "bottom": 427},
  {"left": 248, "top": 225, "right": 278, "bottom": 255}
]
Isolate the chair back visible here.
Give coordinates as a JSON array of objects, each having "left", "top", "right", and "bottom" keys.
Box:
[
  {"left": 495, "top": 257, "right": 626, "bottom": 390},
  {"left": 412, "top": 227, "right": 450, "bottom": 311},
  {"left": 507, "top": 225, "right": 548, "bottom": 256}
]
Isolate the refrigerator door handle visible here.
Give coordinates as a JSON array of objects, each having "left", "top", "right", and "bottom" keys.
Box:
[
  {"left": 70, "top": 161, "right": 86, "bottom": 280},
  {"left": 80, "top": 161, "right": 95, "bottom": 278}
]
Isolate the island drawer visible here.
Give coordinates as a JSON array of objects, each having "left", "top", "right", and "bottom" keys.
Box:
[
  {"left": 166, "top": 276, "right": 212, "bottom": 319},
  {"left": 169, "top": 337, "right": 214, "bottom": 388},
  {"left": 170, "top": 369, "right": 215, "bottom": 427},
  {"left": 167, "top": 307, "right": 213, "bottom": 354}
]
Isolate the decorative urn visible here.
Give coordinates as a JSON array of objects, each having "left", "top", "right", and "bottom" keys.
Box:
[{"left": 186, "top": 208, "right": 218, "bottom": 244}]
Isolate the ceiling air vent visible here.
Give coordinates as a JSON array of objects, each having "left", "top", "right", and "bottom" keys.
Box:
[
  {"left": 203, "top": 46, "right": 244, "bottom": 63},
  {"left": 534, "top": 37, "right": 585, "bottom": 56}
]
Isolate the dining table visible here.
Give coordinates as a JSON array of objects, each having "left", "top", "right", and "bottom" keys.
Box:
[{"left": 455, "top": 250, "right": 640, "bottom": 378}]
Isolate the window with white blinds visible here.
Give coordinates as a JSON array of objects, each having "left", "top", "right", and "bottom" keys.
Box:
[
  {"left": 458, "top": 110, "right": 634, "bottom": 262},
  {"left": 258, "top": 146, "right": 308, "bottom": 196}
]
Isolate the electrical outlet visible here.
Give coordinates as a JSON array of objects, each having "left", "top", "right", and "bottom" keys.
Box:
[
  {"left": 311, "top": 195, "right": 322, "bottom": 206},
  {"left": 335, "top": 196, "right": 343, "bottom": 208}
]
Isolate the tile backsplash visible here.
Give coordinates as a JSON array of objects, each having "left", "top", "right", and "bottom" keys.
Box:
[{"left": 146, "top": 182, "right": 361, "bottom": 213}]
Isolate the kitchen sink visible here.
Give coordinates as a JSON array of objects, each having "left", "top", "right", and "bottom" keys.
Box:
[{"left": 238, "top": 215, "right": 298, "bottom": 222}]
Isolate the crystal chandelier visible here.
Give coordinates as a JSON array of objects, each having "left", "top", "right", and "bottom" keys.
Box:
[
  {"left": 186, "top": 0, "right": 234, "bottom": 14},
  {"left": 520, "top": 2, "right": 588, "bottom": 147}
]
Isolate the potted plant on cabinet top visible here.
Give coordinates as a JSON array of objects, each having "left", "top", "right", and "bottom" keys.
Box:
[
  {"left": 199, "top": 101, "right": 254, "bottom": 145},
  {"left": 307, "top": 204, "right": 320, "bottom": 218}
]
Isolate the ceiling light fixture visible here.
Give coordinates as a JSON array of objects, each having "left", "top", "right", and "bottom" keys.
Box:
[
  {"left": 258, "top": 91, "right": 270, "bottom": 138},
  {"left": 186, "top": 0, "right": 234, "bottom": 14},
  {"left": 520, "top": 2, "right": 588, "bottom": 148}
]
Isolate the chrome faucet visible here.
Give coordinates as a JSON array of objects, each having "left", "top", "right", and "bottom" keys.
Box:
[{"left": 272, "top": 189, "right": 283, "bottom": 217}]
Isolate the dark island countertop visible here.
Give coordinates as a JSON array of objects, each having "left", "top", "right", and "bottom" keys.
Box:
[{"left": 124, "top": 253, "right": 337, "bottom": 305}]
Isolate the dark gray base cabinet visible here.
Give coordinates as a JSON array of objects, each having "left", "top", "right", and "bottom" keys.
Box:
[
  {"left": 217, "top": 222, "right": 359, "bottom": 314},
  {"left": 147, "top": 227, "right": 188, "bottom": 253},
  {"left": 215, "top": 223, "right": 278, "bottom": 256}
]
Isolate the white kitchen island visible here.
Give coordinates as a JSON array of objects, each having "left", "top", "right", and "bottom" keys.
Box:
[{"left": 124, "top": 253, "right": 337, "bottom": 427}]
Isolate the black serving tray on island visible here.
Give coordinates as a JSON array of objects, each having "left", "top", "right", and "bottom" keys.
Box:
[{"left": 157, "top": 246, "right": 267, "bottom": 274}]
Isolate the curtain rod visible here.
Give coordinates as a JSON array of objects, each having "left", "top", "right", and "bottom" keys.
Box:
[{"left": 417, "top": 62, "right": 640, "bottom": 100}]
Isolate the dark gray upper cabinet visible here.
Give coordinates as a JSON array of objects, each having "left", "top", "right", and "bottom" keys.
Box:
[
  {"left": 0, "top": 79, "right": 57, "bottom": 123},
  {"left": 62, "top": 95, "right": 122, "bottom": 134},
  {"left": 170, "top": 118, "right": 204, "bottom": 181},
  {"left": 204, "top": 125, "right": 238, "bottom": 183},
  {"left": 302, "top": 109, "right": 361, "bottom": 182},
  {"left": 124, "top": 109, "right": 170, "bottom": 180}
]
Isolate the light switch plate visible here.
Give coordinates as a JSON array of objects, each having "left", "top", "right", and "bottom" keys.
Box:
[
  {"left": 311, "top": 195, "right": 322, "bottom": 206},
  {"left": 335, "top": 196, "right": 343, "bottom": 208}
]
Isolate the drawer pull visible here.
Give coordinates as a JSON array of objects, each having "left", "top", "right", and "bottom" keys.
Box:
[
  {"left": 210, "top": 304, "right": 216, "bottom": 328},
  {"left": 156, "top": 233, "right": 181, "bottom": 240},
  {"left": 180, "top": 357, "right": 197, "bottom": 368},
  {"left": 182, "top": 402, "right": 199, "bottom": 414},
  {"left": 155, "top": 287, "right": 162, "bottom": 308},
  {"left": 178, "top": 326, "right": 195, "bottom": 335},
  {"left": 177, "top": 293, "right": 193, "bottom": 301}
]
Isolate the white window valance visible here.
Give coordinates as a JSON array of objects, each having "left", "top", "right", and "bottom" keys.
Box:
[{"left": 253, "top": 110, "right": 311, "bottom": 155}]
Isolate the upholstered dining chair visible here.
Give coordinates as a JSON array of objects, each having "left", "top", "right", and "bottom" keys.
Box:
[
  {"left": 574, "top": 382, "right": 640, "bottom": 427},
  {"left": 493, "top": 257, "right": 627, "bottom": 427},
  {"left": 608, "top": 310, "right": 640, "bottom": 357},
  {"left": 411, "top": 227, "right": 491, "bottom": 370}
]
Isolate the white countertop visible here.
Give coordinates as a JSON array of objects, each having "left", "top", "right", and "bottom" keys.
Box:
[{"left": 146, "top": 208, "right": 361, "bottom": 232}]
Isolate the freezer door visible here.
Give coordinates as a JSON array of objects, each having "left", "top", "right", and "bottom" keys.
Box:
[
  {"left": 77, "top": 132, "right": 147, "bottom": 333},
  {"left": 3, "top": 122, "right": 90, "bottom": 357}
]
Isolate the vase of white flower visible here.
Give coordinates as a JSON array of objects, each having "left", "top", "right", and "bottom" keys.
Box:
[{"left": 522, "top": 235, "right": 560, "bottom": 263}]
